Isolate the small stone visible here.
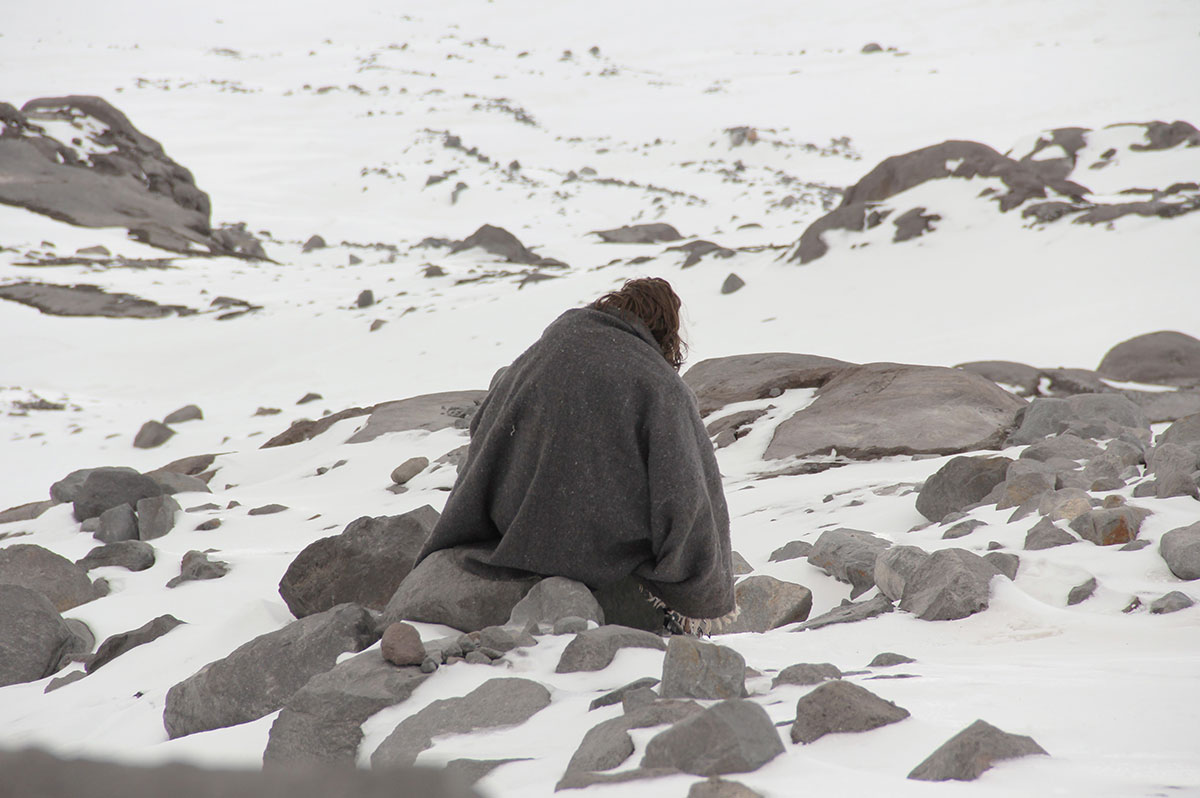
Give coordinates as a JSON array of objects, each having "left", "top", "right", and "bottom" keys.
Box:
[
  {"left": 133, "top": 420, "right": 175, "bottom": 449},
  {"left": 720, "top": 274, "right": 745, "bottom": 295},
  {"left": 1069, "top": 506, "right": 1151, "bottom": 546},
  {"left": 915, "top": 456, "right": 1011, "bottom": 523},
  {"left": 589, "top": 677, "right": 661, "bottom": 711},
  {"left": 356, "top": 289, "right": 374, "bottom": 308},
  {"left": 1150, "top": 591, "right": 1195, "bottom": 614},
  {"left": 465, "top": 651, "right": 491, "bottom": 665},
  {"left": 163, "top": 405, "right": 203, "bottom": 424},
  {"left": 730, "top": 551, "right": 753, "bottom": 575},
  {"left": 772, "top": 662, "right": 841, "bottom": 688},
  {"left": 94, "top": 503, "right": 139, "bottom": 543},
  {"left": 195, "top": 519, "right": 221, "bottom": 531},
  {"left": 370, "top": 319, "right": 386, "bottom": 332},
  {"left": 659, "top": 636, "right": 746, "bottom": 700},
  {"left": 297, "top": 392, "right": 322, "bottom": 404},
  {"left": 75, "top": 540, "right": 155, "bottom": 572},
  {"left": 301, "top": 234, "right": 327, "bottom": 252},
  {"left": 790, "top": 680, "right": 910, "bottom": 743},
  {"left": 793, "top": 595, "right": 895, "bottom": 631},
  {"left": 87, "top": 614, "right": 185, "bottom": 672},
  {"left": 1120, "top": 539, "right": 1151, "bottom": 551},
  {"left": 420, "top": 656, "right": 439, "bottom": 673},
  {"left": 1160, "top": 522, "right": 1200, "bottom": 580},
  {"left": 1024, "top": 518, "right": 1078, "bottom": 550},
  {"left": 1067, "top": 577, "right": 1098, "bottom": 606},
  {"left": 390, "top": 457, "right": 429, "bottom": 485},
  {"left": 768, "top": 540, "right": 812, "bottom": 562},
  {"left": 248, "top": 503, "right": 288, "bottom": 516},
  {"left": 381, "top": 622, "right": 426, "bottom": 666},
  {"left": 982, "top": 552, "right": 1020, "bottom": 580},
  {"left": 868, "top": 652, "right": 915, "bottom": 668},
  {"left": 166, "top": 550, "right": 230, "bottom": 588},
  {"left": 908, "top": 719, "right": 1048, "bottom": 781},
  {"left": 136, "top": 494, "right": 180, "bottom": 540},
  {"left": 943, "top": 519, "right": 986, "bottom": 539},
  {"left": 808, "top": 528, "right": 891, "bottom": 598}
]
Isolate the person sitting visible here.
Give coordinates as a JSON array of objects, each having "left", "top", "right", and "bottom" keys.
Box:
[{"left": 414, "top": 277, "right": 735, "bottom": 633}]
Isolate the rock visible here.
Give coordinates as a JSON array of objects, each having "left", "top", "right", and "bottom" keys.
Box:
[
  {"left": 166, "top": 550, "right": 230, "bottom": 588},
  {"left": 955, "top": 360, "right": 1041, "bottom": 396},
  {"left": 444, "top": 759, "right": 525, "bottom": 785},
  {"left": 0, "top": 499, "right": 53, "bottom": 524},
  {"left": 51, "top": 466, "right": 132, "bottom": 505},
  {"left": 808, "top": 528, "right": 891, "bottom": 597},
  {"left": 1021, "top": 434, "right": 1104, "bottom": 462},
  {"left": 0, "top": 282, "right": 194, "bottom": 318},
  {"left": 688, "top": 778, "right": 763, "bottom": 798},
  {"left": 718, "top": 575, "right": 812, "bottom": 633},
  {"left": 475, "top": 624, "right": 536, "bottom": 654},
  {"left": 562, "top": 699, "right": 702, "bottom": 780},
  {"left": 554, "top": 616, "right": 589, "bottom": 635},
  {"left": 766, "top": 364, "right": 1025, "bottom": 461},
  {"left": 874, "top": 545, "right": 931, "bottom": 602},
  {"left": 640, "top": 699, "right": 784, "bottom": 776},
  {"left": 1159, "top": 412, "right": 1200, "bottom": 455},
  {"left": 509, "top": 576, "right": 605, "bottom": 628},
  {"left": 280, "top": 506, "right": 438, "bottom": 618},
  {"left": 136, "top": 494, "right": 180, "bottom": 539},
  {"left": 1067, "top": 577, "right": 1098, "bottom": 606},
  {"left": 682, "top": 353, "right": 852, "bottom": 416},
  {"left": 301, "top": 234, "right": 326, "bottom": 252},
  {"left": 1069, "top": 506, "right": 1151, "bottom": 546},
  {"left": 146, "top": 470, "right": 212, "bottom": 495},
  {"left": 793, "top": 595, "right": 895, "bottom": 631},
  {"left": 916, "top": 456, "right": 1012, "bottom": 522},
  {"left": 355, "top": 289, "right": 374, "bottom": 308},
  {"left": 556, "top": 625, "right": 667, "bottom": 673},
  {"left": 371, "top": 678, "right": 551, "bottom": 768},
  {"left": 943, "top": 519, "right": 987, "bottom": 539},
  {"left": 1008, "top": 394, "right": 1149, "bottom": 445},
  {"left": 163, "top": 405, "right": 203, "bottom": 424},
  {"left": 771, "top": 662, "right": 841, "bottom": 688},
  {"left": 449, "top": 224, "right": 539, "bottom": 263},
  {"left": 720, "top": 274, "right": 745, "bottom": 294},
  {"left": 589, "top": 677, "right": 661, "bottom": 711},
  {"left": 248, "top": 503, "right": 288, "bottom": 516},
  {"left": 72, "top": 468, "right": 164, "bottom": 522},
  {"left": 790, "top": 680, "right": 910, "bottom": 743},
  {"left": 381, "top": 545, "right": 539, "bottom": 632},
  {"left": 0, "top": 584, "right": 76, "bottom": 686},
  {"left": 94, "top": 503, "right": 139, "bottom": 543},
  {"left": 1150, "top": 591, "right": 1195, "bottom": 614},
  {"left": 379, "top": 622, "right": 425, "bottom": 667},
  {"left": 592, "top": 223, "right": 683, "bottom": 244},
  {"left": 86, "top": 615, "right": 185, "bottom": 672},
  {"left": 157, "top": 453, "right": 219, "bottom": 477},
  {"left": 983, "top": 552, "right": 1020, "bottom": 580},
  {"left": 390, "top": 457, "right": 429, "bottom": 485},
  {"left": 346, "top": 391, "right": 488, "bottom": 443},
  {"left": 768, "top": 540, "right": 812, "bottom": 562},
  {"left": 1038, "top": 488, "right": 1093, "bottom": 522},
  {"left": 262, "top": 648, "right": 431, "bottom": 768},
  {"left": 196, "top": 519, "right": 221, "bottom": 531},
  {"left": 1160, "top": 522, "right": 1200, "bottom": 580},
  {"left": 1097, "top": 331, "right": 1200, "bottom": 386},
  {"left": 1024, "top": 518, "right": 1079, "bottom": 550},
  {"left": 2, "top": 748, "right": 477, "bottom": 798},
  {"left": 44, "top": 669, "right": 87, "bottom": 692},
  {"left": 996, "top": 470, "right": 1056, "bottom": 510},
  {"left": 660, "top": 636, "right": 746, "bottom": 700},
  {"left": 899, "top": 549, "right": 999, "bottom": 621},
  {"left": 133, "top": 420, "right": 175, "bottom": 449},
  {"left": 75, "top": 540, "right": 155, "bottom": 572},
  {"left": 164, "top": 603, "right": 379, "bottom": 739},
  {"left": 0, "top": 543, "right": 99, "bottom": 611},
  {"left": 908, "top": 719, "right": 1048, "bottom": 781},
  {"left": 868, "top": 652, "right": 916, "bottom": 667},
  {"left": 730, "top": 551, "right": 753, "bottom": 575}
]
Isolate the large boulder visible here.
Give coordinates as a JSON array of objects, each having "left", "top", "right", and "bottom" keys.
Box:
[
  {"left": 163, "top": 603, "right": 379, "bottom": 739},
  {"left": 0, "top": 544, "right": 99, "bottom": 611},
  {"left": 874, "top": 545, "right": 931, "bottom": 602},
  {"left": 908, "top": 719, "right": 1048, "bottom": 781},
  {"left": 51, "top": 466, "right": 138, "bottom": 505},
  {"left": 508, "top": 576, "right": 605, "bottom": 628},
  {"left": 1160, "top": 522, "right": 1200, "bottom": 580},
  {"left": 955, "top": 360, "right": 1041, "bottom": 396},
  {"left": 264, "top": 649, "right": 430, "bottom": 768},
  {"left": 640, "top": 699, "right": 785, "bottom": 776},
  {"left": 1097, "top": 331, "right": 1200, "bottom": 386},
  {"left": 450, "top": 224, "right": 539, "bottom": 264},
  {"left": 0, "top": 96, "right": 256, "bottom": 256},
  {"left": 764, "top": 364, "right": 1025, "bottom": 460},
  {"left": 556, "top": 625, "right": 667, "bottom": 673},
  {"left": 915, "top": 455, "right": 1012, "bottom": 522},
  {"left": 380, "top": 546, "right": 539, "bottom": 632},
  {"left": 561, "top": 699, "right": 702, "bottom": 784},
  {"left": 279, "top": 506, "right": 438, "bottom": 618},
  {"left": 1008, "top": 394, "right": 1150, "bottom": 445},
  {"left": 1069, "top": 506, "right": 1151, "bottom": 546},
  {"left": 71, "top": 468, "right": 165, "bottom": 522},
  {"left": 681, "top": 353, "right": 852, "bottom": 416},
  {"left": 345, "top": 391, "right": 487, "bottom": 443},
  {"left": 807, "top": 529, "right": 891, "bottom": 598},
  {"left": 659, "top": 637, "right": 746, "bottom": 700},
  {"left": 899, "top": 549, "right": 999, "bottom": 621},
  {"left": 717, "top": 575, "right": 812, "bottom": 633},
  {"left": 0, "top": 584, "right": 76, "bottom": 686}
]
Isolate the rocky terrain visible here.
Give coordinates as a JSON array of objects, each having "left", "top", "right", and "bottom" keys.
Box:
[{"left": 2, "top": 2, "right": 1198, "bottom": 797}]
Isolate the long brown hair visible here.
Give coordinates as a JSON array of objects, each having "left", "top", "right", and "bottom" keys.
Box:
[{"left": 591, "top": 277, "right": 687, "bottom": 370}]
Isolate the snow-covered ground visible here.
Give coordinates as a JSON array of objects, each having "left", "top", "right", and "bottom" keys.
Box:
[{"left": 2, "top": 1, "right": 1199, "bottom": 796}]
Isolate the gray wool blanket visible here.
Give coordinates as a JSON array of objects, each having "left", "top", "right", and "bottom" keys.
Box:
[{"left": 415, "top": 306, "right": 735, "bottom": 620}]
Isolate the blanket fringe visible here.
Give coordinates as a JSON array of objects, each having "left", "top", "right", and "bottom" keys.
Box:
[{"left": 640, "top": 586, "right": 741, "bottom": 637}]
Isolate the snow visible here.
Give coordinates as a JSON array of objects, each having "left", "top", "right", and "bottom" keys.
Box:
[{"left": 2, "top": 0, "right": 1200, "bottom": 796}]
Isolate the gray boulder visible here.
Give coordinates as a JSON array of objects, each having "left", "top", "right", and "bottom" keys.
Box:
[
  {"left": 983, "top": 551, "right": 1020, "bottom": 580},
  {"left": 765, "top": 363, "right": 1025, "bottom": 460},
  {"left": 996, "top": 469, "right": 1056, "bottom": 510},
  {"left": 136, "top": 494, "right": 180, "bottom": 540},
  {"left": 0, "top": 499, "right": 53, "bottom": 524},
  {"left": 146, "top": 470, "right": 211, "bottom": 496},
  {"left": 682, "top": 353, "right": 851, "bottom": 416},
  {"left": 688, "top": 778, "right": 763, "bottom": 798},
  {"left": 72, "top": 468, "right": 165, "bottom": 522},
  {"left": 1150, "top": 591, "right": 1195, "bottom": 614},
  {"left": 51, "top": 466, "right": 137, "bottom": 505},
  {"left": 589, "top": 677, "right": 661, "bottom": 711},
  {"left": 1069, "top": 506, "right": 1151, "bottom": 546},
  {"left": 1008, "top": 394, "right": 1149, "bottom": 445},
  {"left": 562, "top": 699, "right": 702, "bottom": 781},
  {"left": 771, "top": 662, "right": 841, "bottom": 688},
  {"left": 87, "top": 615, "right": 184, "bottom": 673},
  {"left": 592, "top": 223, "right": 683, "bottom": 244},
  {"left": 164, "top": 603, "right": 379, "bottom": 739},
  {"left": 1020, "top": 434, "right": 1103, "bottom": 463},
  {"left": 381, "top": 545, "right": 538, "bottom": 632},
  {"left": 640, "top": 699, "right": 784, "bottom": 776},
  {"left": 874, "top": 545, "right": 931, "bottom": 601},
  {"left": 381, "top": 622, "right": 426, "bottom": 666},
  {"left": 899, "top": 549, "right": 999, "bottom": 621},
  {"left": 556, "top": 625, "right": 667, "bottom": 673},
  {"left": 75, "top": 540, "right": 155, "bottom": 572},
  {"left": 1160, "top": 522, "right": 1200, "bottom": 580},
  {"left": 1097, "top": 331, "right": 1200, "bottom": 386},
  {"left": 1038, "top": 488, "right": 1093, "bottom": 522},
  {"left": 718, "top": 575, "right": 811, "bottom": 633},
  {"left": 0, "top": 543, "right": 99, "bottom": 611},
  {"left": 371, "top": 678, "right": 551, "bottom": 768},
  {"left": 768, "top": 540, "right": 813, "bottom": 562},
  {"left": 908, "top": 719, "right": 1048, "bottom": 781},
  {"left": 955, "top": 360, "right": 1041, "bottom": 396},
  {"left": 0, "top": 584, "right": 76, "bottom": 686},
  {"left": 1159, "top": 413, "right": 1200, "bottom": 455},
  {"left": 509, "top": 575, "right": 605, "bottom": 628},
  {"left": 1067, "top": 577, "right": 1098, "bottom": 606},
  {"left": 916, "top": 455, "right": 1012, "bottom": 522},
  {"left": 133, "top": 421, "right": 175, "bottom": 449},
  {"left": 163, "top": 405, "right": 203, "bottom": 424},
  {"left": 280, "top": 506, "right": 438, "bottom": 618},
  {"left": 93, "top": 502, "right": 139, "bottom": 543},
  {"left": 450, "top": 224, "right": 539, "bottom": 263},
  {"left": 790, "top": 680, "right": 910, "bottom": 743},
  {"left": 1024, "top": 518, "right": 1079, "bottom": 550},
  {"left": 808, "top": 528, "right": 891, "bottom": 597},
  {"left": 868, "top": 652, "right": 916, "bottom": 667},
  {"left": 166, "top": 550, "right": 230, "bottom": 588},
  {"left": 793, "top": 595, "right": 895, "bottom": 631},
  {"left": 264, "top": 649, "right": 429, "bottom": 768},
  {"left": 346, "top": 391, "right": 488, "bottom": 443},
  {"left": 659, "top": 636, "right": 746, "bottom": 700}
]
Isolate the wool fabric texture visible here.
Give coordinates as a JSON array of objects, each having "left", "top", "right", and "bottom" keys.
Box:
[{"left": 415, "top": 307, "right": 735, "bottom": 620}]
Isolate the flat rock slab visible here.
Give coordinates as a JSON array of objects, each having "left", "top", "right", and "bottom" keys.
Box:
[
  {"left": 718, "top": 575, "right": 812, "bottom": 633},
  {"left": 346, "top": 391, "right": 487, "bottom": 443},
  {"left": 0, "top": 543, "right": 99, "bottom": 611},
  {"left": 0, "top": 584, "right": 76, "bottom": 687},
  {"left": 279, "top": 506, "right": 438, "bottom": 618},
  {"left": 164, "top": 603, "right": 378, "bottom": 739},
  {"left": 264, "top": 649, "right": 429, "bottom": 768},
  {"left": 641, "top": 699, "right": 785, "bottom": 776},
  {"left": 791, "top": 680, "right": 910, "bottom": 743},
  {"left": 765, "top": 363, "right": 1025, "bottom": 460},
  {"left": 660, "top": 636, "right": 747, "bottom": 700},
  {"left": 0, "top": 282, "right": 194, "bottom": 318},
  {"left": 371, "top": 678, "right": 551, "bottom": 769},
  {"left": 682, "top": 353, "right": 852, "bottom": 416},
  {"left": 1159, "top": 522, "right": 1200, "bottom": 580},
  {"left": 908, "top": 719, "right": 1048, "bottom": 781},
  {"left": 556, "top": 625, "right": 667, "bottom": 673},
  {"left": 87, "top": 614, "right": 184, "bottom": 673},
  {"left": 808, "top": 528, "right": 891, "bottom": 598},
  {"left": 793, "top": 595, "right": 895, "bottom": 632},
  {"left": 899, "top": 549, "right": 999, "bottom": 621},
  {"left": 509, "top": 576, "right": 605, "bottom": 628},
  {"left": 916, "top": 455, "right": 1012, "bottom": 522}
]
